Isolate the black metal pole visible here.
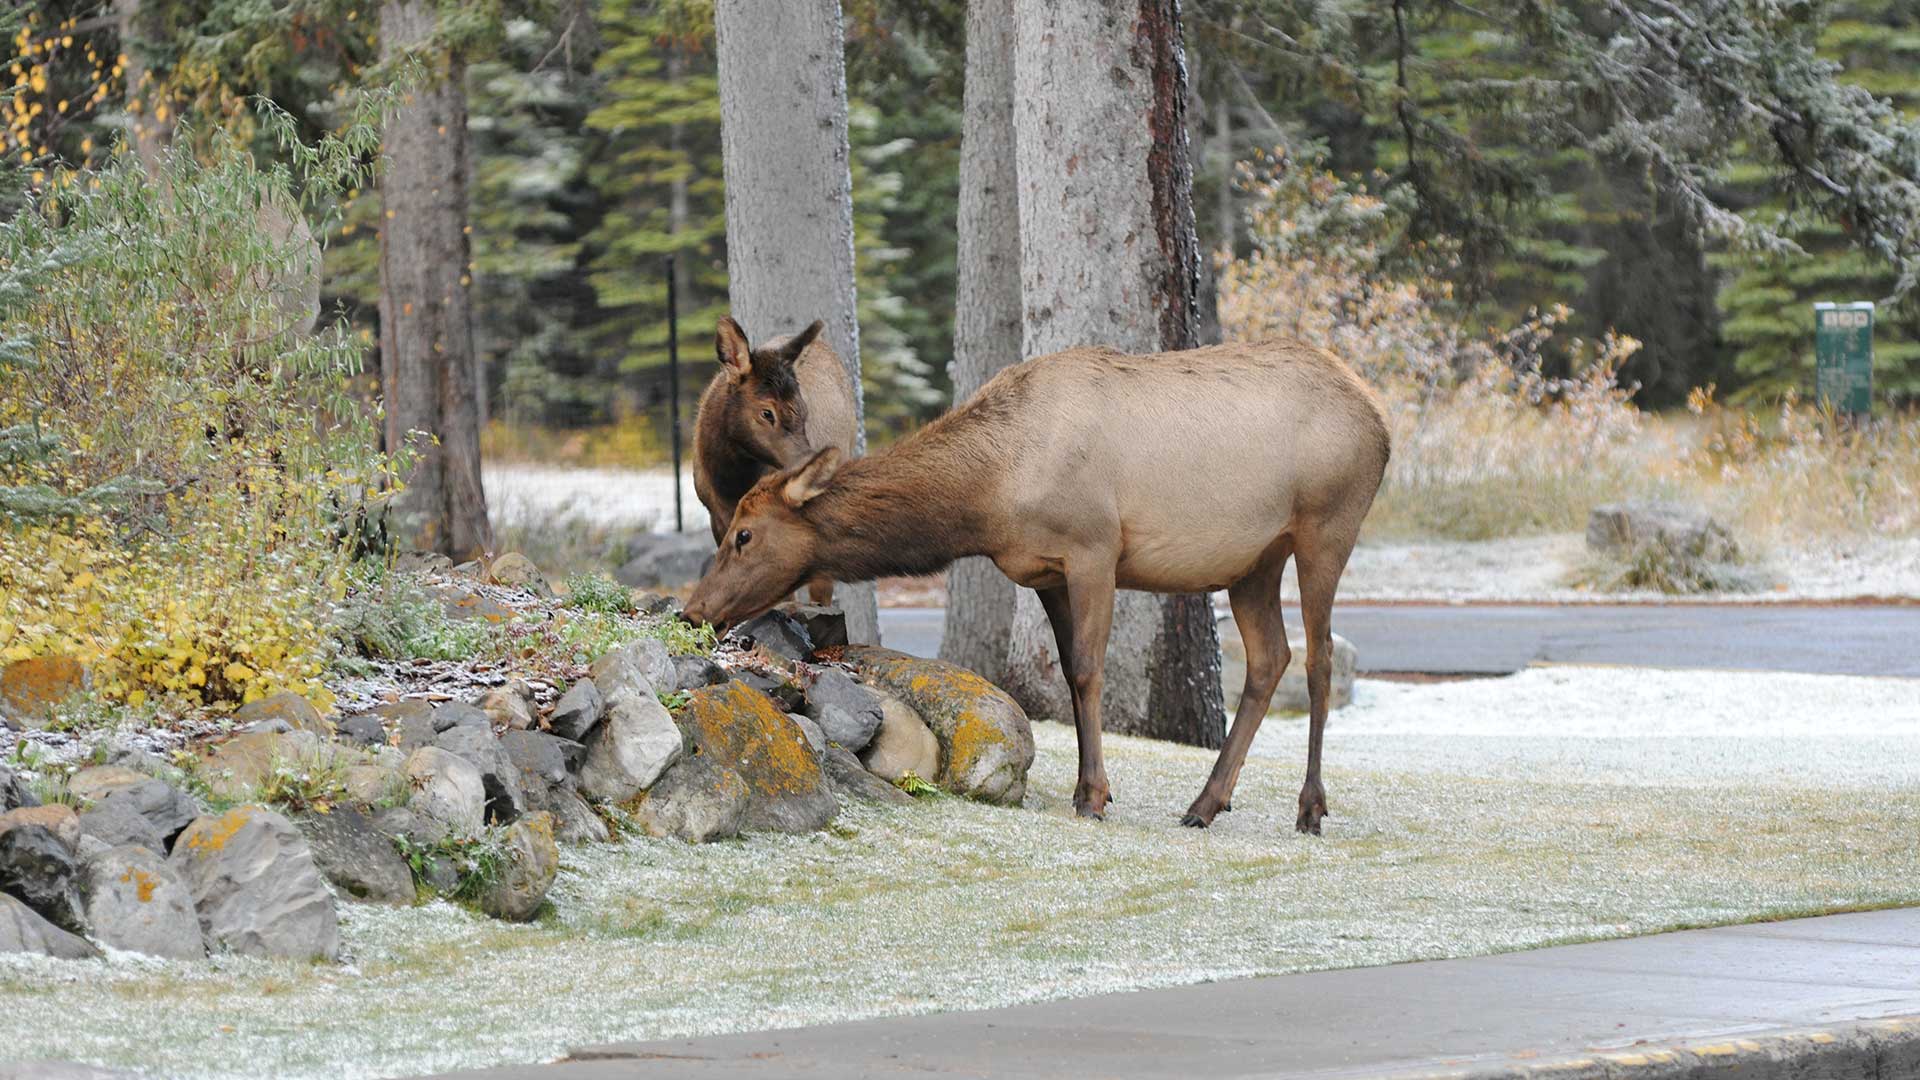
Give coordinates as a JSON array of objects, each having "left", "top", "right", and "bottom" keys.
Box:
[{"left": 666, "top": 255, "right": 683, "bottom": 534}]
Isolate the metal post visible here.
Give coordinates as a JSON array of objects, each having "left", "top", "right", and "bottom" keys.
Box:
[{"left": 666, "top": 255, "right": 684, "bottom": 533}]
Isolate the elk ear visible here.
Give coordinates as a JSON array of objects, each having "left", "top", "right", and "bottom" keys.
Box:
[
  {"left": 716, "top": 316, "right": 753, "bottom": 383},
  {"left": 780, "top": 320, "right": 825, "bottom": 365},
  {"left": 781, "top": 446, "right": 843, "bottom": 507}
]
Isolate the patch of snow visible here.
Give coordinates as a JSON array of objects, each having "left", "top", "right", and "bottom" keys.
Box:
[{"left": 486, "top": 464, "right": 709, "bottom": 536}]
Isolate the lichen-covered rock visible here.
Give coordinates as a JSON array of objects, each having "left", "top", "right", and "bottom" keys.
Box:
[
  {"left": 403, "top": 747, "right": 486, "bottom": 841},
  {"left": 169, "top": 805, "right": 339, "bottom": 961},
  {"left": 634, "top": 753, "right": 749, "bottom": 843},
  {"left": 79, "top": 845, "right": 204, "bottom": 959},
  {"left": 434, "top": 724, "right": 528, "bottom": 825},
  {"left": 0, "top": 655, "right": 88, "bottom": 728},
  {"left": 0, "top": 804, "right": 79, "bottom": 850},
  {"left": 487, "top": 552, "right": 549, "bottom": 595},
  {"left": 859, "top": 693, "right": 940, "bottom": 785},
  {"left": 479, "top": 812, "right": 558, "bottom": 921},
  {"left": 829, "top": 647, "right": 1034, "bottom": 805},
  {"left": 822, "top": 746, "right": 913, "bottom": 806},
  {"left": 0, "top": 892, "right": 97, "bottom": 959},
  {"left": 803, "top": 668, "right": 883, "bottom": 752},
  {"left": 578, "top": 686, "right": 683, "bottom": 803},
  {"left": 0, "top": 824, "right": 84, "bottom": 931},
  {"left": 547, "top": 678, "right": 605, "bottom": 742},
  {"left": 196, "top": 731, "right": 326, "bottom": 803},
  {"left": 500, "top": 731, "right": 607, "bottom": 844},
  {"left": 295, "top": 807, "right": 416, "bottom": 906},
  {"left": 589, "top": 639, "right": 675, "bottom": 700},
  {"left": 480, "top": 683, "right": 535, "bottom": 731},
  {"left": 679, "top": 681, "right": 836, "bottom": 834},
  {"left": 233, "top": 691, "right": 332, "bottom": 736},
  {"left": 1218, "top": 617, "right": 1357, "bottom": 713}
]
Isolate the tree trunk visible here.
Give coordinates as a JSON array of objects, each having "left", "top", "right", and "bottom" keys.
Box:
[
  {"left": 379, "top": 0, "right": 493, "bottom": 560},
  {"left": 1006, "top": 0, "right": 1226, "bottom": 747},
  {"left": 114, "top": 0, "right": 170, "bottom": 173},
  {"left": 713, "top": 0, "right": 879, "bottom": 645},
  {"left": 938, "top": 0, "right": 1021, "bottom": 683}
]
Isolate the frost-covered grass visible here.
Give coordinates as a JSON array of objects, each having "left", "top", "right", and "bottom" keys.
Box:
[{"left": 5, "top": 666, "right": 1919, "bottom": 1080}]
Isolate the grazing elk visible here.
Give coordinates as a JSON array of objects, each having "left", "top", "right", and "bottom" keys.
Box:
[
  {"left": 683, "top": 340, "right": 1390, "bottom": 835},
  {"left": 692, "top": 315, "right": 857, "bottom": 604}
]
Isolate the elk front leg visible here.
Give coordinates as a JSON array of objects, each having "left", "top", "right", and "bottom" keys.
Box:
[
  {"left": 1183, "top": 545, "right": 1293, "bottom": 828},
  {"left": 1039, "top": 569, "right": 1117, "bottom": 820},
  {"left": 804, "top": 577, "right": 834, "bottom": 605}
]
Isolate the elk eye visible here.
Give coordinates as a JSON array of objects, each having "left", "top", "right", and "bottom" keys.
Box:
[
  {"left": 760, "top": 409, "right": 775, "bottom": 423},
  {"left": 734, "top": 528, "right": 752, "bottom": 551}
]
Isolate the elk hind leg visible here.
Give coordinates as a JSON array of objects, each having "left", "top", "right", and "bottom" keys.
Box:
[
  {"left": 1182, "top": 538, "right": 1293, "bottom": 828},
  {"left": 1293, "top": 519, "right": 1360, "bottom": 836}
]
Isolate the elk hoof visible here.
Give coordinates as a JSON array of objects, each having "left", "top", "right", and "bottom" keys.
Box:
[
  {"left": 1075, "top": 802, "right": 1106, "bottom": 821},
  {"left": 1295, "top": 781, "right": 1327, "bottom": 835},
  {"left": 1179, "top": 813, "right": 1210, "bottom": 829}
]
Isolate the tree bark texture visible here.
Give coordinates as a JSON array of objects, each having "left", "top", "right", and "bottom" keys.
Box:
[
  {"left": 939, "top": 0, "right": 1022, "bottom": 685},
  {"left": 713, "top": 0, "right": 879, "bottom": 644},
  {"left": 379, "top": 0, "right": 493, "bottom": 560},
  {"left": 1006, "top": 0, "right": 1226, "bottom": 747}
]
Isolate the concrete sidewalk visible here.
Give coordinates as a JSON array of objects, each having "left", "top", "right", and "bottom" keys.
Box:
[{"left": 431, "top": 908, "right": 1920, "bottom": 1079}]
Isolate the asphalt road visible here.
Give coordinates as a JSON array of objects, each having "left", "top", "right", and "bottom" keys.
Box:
[{"left": 876, "top": 603, "right": 1920, "bottom": 677}]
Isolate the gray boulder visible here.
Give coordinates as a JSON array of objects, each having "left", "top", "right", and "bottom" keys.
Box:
[
  {"left": 79, "top": 845, "right": 204, "bottom": 959},
  {"left": 634, "top": 754, "right": 748, "bottom": 843},
  {"left": 0, "top": 764, "right": 34, "bottom": 811},
  {"left": 295, "top": 808, "right": 416, "bottom": 906},
  {"left": 195, "top": 731, "right": 325, "bottom": 804},
  {"left": 547, "top": 678, "right": 605, "bottom": 743},
  {"left": 613, "top": 532, "right": 716, "bottom": 590},
  {"left": 789, "top": 714, "right": 827, "bottom": 755},
  {"left": 730, "top": 611, "right": 812, "bottom": 662},
  {"left": 375, "top": 700, "right": 438, "bottom": 752},
  {"left": 803, "top": 668, "right": 884, "bottom": 752},
  {"left": 859, "top": 694, "right": 940, "bottom": 785},
  {"left": 67, "top": 766, "right": 197, "bottom": 842},
  {"left": 589, "top": 639, "right": 676, "bottom": 700},
  {"left": 577, "top": 687, "right": 683, "bottom": 804},
  {"left": 786, "top": 604, "right": 849, "bottom": 649},
  {"left": 500, "top": 731, "right": 607, "bottom": 844},
  {"left": 0, "top": 824, "right": 84, "bottom": 932},
  {"left": 434, "top": 725, "right": 529, "bottom": 825},
  {"left": 670, "top": 655, "right": 726, "bottom": 692},
  {"left": 403, "top": 747, "right": 486, "bottom": 841},
  {"left": 431, "top": 701, "right": 491, "bottom": 734},
  {"left": 478, "top": 812, "right": 558, "bottom": 922},
  {"left": 168, "top": 805, "right": 340, "bottom": 961},
  {"left": 337, "top": 713, "right": 388, "bottom": 747},
  {"left": 0, "top": 804, "right": 80, "bottom": 850},
  {"left": 1218, "top": 617, "right": 1359, "bottom": 714},
  {"left": 480, "top": 683, "right": 535, "bottom": 732},
  {"left": 0, "top": 893, "right": 98, "bottom": 960},
  {"left": 822, "top": 746, "right": 913, "bottom": 806},
  {"left": 77, "top": 801, "right": 165, "bottom": 855},
  {"left": 233, "top": 691, "right": 333, "bottom": 737}
]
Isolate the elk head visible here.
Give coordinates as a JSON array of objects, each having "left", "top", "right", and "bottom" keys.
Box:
[
  {"left": 683, "top": 447, "right": 843, "bottom": 629},
  {"left": 715, "top": 315, "right": 823, "bottom": 469}
]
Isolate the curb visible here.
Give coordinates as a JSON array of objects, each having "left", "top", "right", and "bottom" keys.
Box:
[{"left": 1368, "top": 1014, "right": 1920, "bottom": 1080}]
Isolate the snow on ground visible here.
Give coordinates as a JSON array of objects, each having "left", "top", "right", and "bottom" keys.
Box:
[
  {"left": 5, "top": 666, "right": 1918, "bottom": 1080},
  {"left": 486, "top": 466, "right": 1920, "bottom": 601}
]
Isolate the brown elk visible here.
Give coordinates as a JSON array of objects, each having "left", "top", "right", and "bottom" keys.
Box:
[
  {"left": 692, "top": 315, "right": 857, "bottom": 604},
  {"left": 683, "top": 340, "right": 1390, "bottom": 835}
]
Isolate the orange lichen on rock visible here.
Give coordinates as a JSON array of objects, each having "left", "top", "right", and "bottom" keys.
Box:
[
  {"left": 831, "top": 647, "right": 1034, "bottom": 806},
  {"left": 0, "top": 654, "right": 87, "bottom": 723},
  {"left": 181, "top": 805, "right": 254, "bottom": 853},
  {"left": 683, "top": 682, "right": 824, "bottom": 799},
  {"left": 120, "top": 866, "right": 158, "bottom": 903}
]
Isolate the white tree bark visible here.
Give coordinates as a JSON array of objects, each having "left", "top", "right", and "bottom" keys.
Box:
[
  {"left": 713, "top": 0, "right": 878, "bottom": 644},
  {"left": 939, "top": 0, "right": 1022, "bottom": 683},
  {"left": 1005, "top": 0, "right": 1225, "bottom": 745}
]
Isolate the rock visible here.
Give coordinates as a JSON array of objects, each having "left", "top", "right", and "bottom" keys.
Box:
[
  {"left": 431, "top": 701, "right": 491, "bottom": 734},
  {"left": 613, "top": 531, "right": 716, "bottom": 590},
  {"left": 737, "top": 670, "right": 805, "bottom": 712},
  {"left": 393, "top": 550, "right": 453, "bottom": 575},
  {"left": 430, "top": 580, "right": 518, "bottom": 623},
  {"left": 480, "top": 684, "right": 535, "bottom": 731},
  {"left": 479, "top": 812, "right": 558, "bottom": 921},
  {"left": 822, "top": 745, "right": 913, "bottom": 806},
  {"left": 0, "top": 804, "right": 80, "bottom": 850},
  {"left": 634, "top": 754, "right": 748, "bottom": 843},
  {"left": 295, "top": 807, "right": 416, "bottom": 906},
  {"left": 76, "top": 801, "right": 164, "bottom": 855},
  {"left": 729, "top": 610, "right": 813, "bottom": 662},
  {"left": 376, "top": 699, "right": 439, "bottom": 751},
  {"left": 633, "top": 591, "right": 679, "bottom": 616},
  {"left": 0, "top": 824, "right": 84, "bottom": 931},
  {"left": 0, "top": 892, "right": 97, "bottom": 959},
  {"left": 341, "top": 758, "right": 408, "bottom": 809},
  {"left": 1587, "top": 500, "right": 1740, "bottom": 560},
  {"left": 803, "top": 669, "right": 883, "bottom": 752},
  {"left": 547, "top": 678, "right": 605, "bottom": 742},
  {"left": 577, "top": 686, "right": 683, "bottom": 803},
  {"left": 783, "top": 604, "right": 849, "bottom": 649},
  {"left": 500, "top": 731, "right": 608, "bottom": 844},
  {"left": 403, "top": 747, "right": 486, "bottom": 841},
  {"left": 234, "top": 691, "right": 332, "bottom": 736},
  {"left": 434, "top": 725, "right": 528, "bottom": 825},
  {"left": 69, "top": 769, "right": 198, "bottom": 847},
  {"left": 0, "top": 764, "right": 35, "bottom": 811},
  {"left": 169, "top": 805, "right": 340, "bottom": 961},
  {"left": 679, "top": 682, "right": 837, "bottom": 834},
  {"left": 859, "top": 694, "right": 940, "bottom": 785},
  {"left": 337, "top": 713, "right": 389, "bottom": 747},
  {"left": 1217, "top": 618, "right": 1358, "bottom": 714},
  {"left": 0, "top": 655, "right": 88, "bottom": 728},
  {"left": 789, "top": 714, "right": 826, "bottom": 755},
  {"left": 196, "top": 731, "right": 325, "bottom": 803},
  {"left": 590, "top": 639, "right": 675, "bottom": 699},
  {"left": 670, "top": 655, "right": 726, "bottom": 692},
  {"left": 78, "top": 845, "right": 203, "bottom": 959},
  {"left": 487, "top": 552, "right": 549, "bottom": 595},
  {"left": 829, "top": 647, "right": 1035, "bottom": 806}
]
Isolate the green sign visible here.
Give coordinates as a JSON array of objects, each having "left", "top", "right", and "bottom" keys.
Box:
[{"left": 1814, "top": 301, "right": 1873, "bottom": 416}]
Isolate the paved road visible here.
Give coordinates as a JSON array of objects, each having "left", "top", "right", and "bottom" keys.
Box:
[
  {"left": 430, "top": 908, "right": 1920, "bottom": 1079},
  {"left": 876, "top": 604, "right": 1920, "bottom": 677}
]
